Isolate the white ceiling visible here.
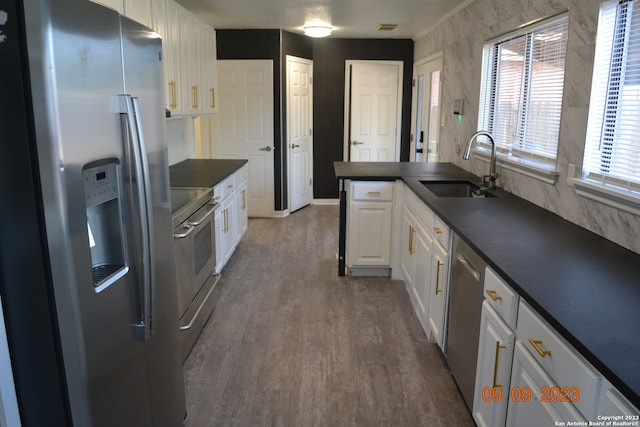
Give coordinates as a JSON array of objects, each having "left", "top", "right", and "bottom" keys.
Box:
[{"left": 175, "top": 0, "right": 472, "bottom": 39}]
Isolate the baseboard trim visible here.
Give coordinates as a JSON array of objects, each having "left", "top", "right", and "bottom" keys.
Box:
[
  {"left": 312, "top": 198, "right": 340, "bottom": 205},
  {"left": 273, "top": 209, "right": 290, "bottom": 218}
]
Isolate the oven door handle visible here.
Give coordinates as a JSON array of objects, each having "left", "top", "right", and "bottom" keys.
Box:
[
  {"left": 173, "top": 224, "right": 195, "bottom": 239},
  {"left": 186, "top": 202, "right": 217, "bottom": 226}
]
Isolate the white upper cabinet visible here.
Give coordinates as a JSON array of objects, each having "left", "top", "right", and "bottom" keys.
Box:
[
  {"left": 180, "top": 9, "right": 202, "bottom": 116},
  {"left": 123, "top": 0, "right": 153, "bottom": 28},
  {"left": 89, "top": 0, "right": 153, "bottom": 28},
  {"left": 163, "top": 1, "right": 184, "bottom": 116},
  {"left": 200, "top": 25, "right": 218, "bottom": 114},
  {"left": 89, "top": 0, "right": 124, "bottom": 14},
  {"left": 152, "top": 0, "right": 218, "bottom": 118}
]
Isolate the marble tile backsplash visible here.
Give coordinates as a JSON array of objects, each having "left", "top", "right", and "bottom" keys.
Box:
[
  {"left": 414, "top": 0, "right": 640, "bottom": 255},
  {"left": 166, "top": 118, "right": 195, "bottom": 166}
]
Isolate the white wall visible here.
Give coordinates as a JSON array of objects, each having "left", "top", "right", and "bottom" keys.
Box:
[{"left": 414, "top": 0, "right": 640, "bottom": 255}]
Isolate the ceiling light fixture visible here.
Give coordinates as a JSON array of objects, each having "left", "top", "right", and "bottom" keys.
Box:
[{"left": 304, "top": 25, "right": 332, "bottom": 38}]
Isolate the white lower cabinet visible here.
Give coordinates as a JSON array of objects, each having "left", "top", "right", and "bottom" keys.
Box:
[
  {"left": 347, "top": 181, "right": 394, "bottom": 274},
  {"left": 400, "top": 205, "right": 432, "bottom": 318},
  {"left": 598, "top": 381, "right": 639, "bottom": 417},
  {"left": 474, "top": 268, "right": 639, "bottom": 426},
  {"left": 400, "top": 206, "right": 417, "bottom": 290},
  {"left": 399, "top": 183, "right": 450, "bottom": 350},
  {"left": 506, "top": 341, "right": 586, "bottom": 426},
  {"left": 427, "top": 240, "right": 448, "bottom": 349},
  {"left": 516, "top": 302, "right": 601, "bottom": 419},
  {"left": 234, "top": 171, "right": 248, "bottom": 244},
  {"left": 215, "top": 191, "right": 235, "bottom": 271},
  {"left": 214, "top": 166, "right": 248, "bottom": 273},
  {"left": 473, "top": 302, "right": 515, "bottom": 427}
]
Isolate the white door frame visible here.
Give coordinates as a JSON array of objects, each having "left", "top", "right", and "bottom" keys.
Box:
[
  {"left": 286, "top": 55, "right": 314, "bottom": 213},
  {"left": 343, "top": 60, "right": 404, "bottom": 162},
  {"left": 410, "top": 53, "right": 443, "bottom": 162}
]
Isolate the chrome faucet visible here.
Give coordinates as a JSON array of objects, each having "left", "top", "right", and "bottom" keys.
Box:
[{"left": 463, "top": 131, "right": 499, "bottom": 190}]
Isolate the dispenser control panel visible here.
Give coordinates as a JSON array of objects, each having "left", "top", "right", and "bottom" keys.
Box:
[{"left": 84, "top": 162, "right": 119, "bottom": 207}]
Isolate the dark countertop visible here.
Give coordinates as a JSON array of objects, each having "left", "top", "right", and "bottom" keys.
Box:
[
  {"left": 335, "top": 161, "right": 640, "bottom": 408},
  {"left": 169, "top": 159, "right": 247, "bottom": 188}
]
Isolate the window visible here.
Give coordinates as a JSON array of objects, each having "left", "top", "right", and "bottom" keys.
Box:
[
  {"left": 477, "top": 14, "right": 569, "bottom": 174},
  {"left": 583, "top": 0, "right": 640, "bottom": 199}
]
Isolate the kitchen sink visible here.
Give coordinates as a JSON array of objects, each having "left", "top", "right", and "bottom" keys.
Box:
[{"left": 420, "top": 180, "right": 496, "bottom": 198}]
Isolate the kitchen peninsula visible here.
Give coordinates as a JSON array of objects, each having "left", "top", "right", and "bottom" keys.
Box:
[{"left": 335, "top": 161, "right": 640, "bottom": 414}]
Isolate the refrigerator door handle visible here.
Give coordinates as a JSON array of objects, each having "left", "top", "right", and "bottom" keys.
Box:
[{"left": 119, "top": 94, "right": 154, "bottom": 341}]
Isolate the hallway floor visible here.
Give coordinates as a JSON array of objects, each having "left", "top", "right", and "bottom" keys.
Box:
[{"left": 183, "top": 205, "right": 474, "bottom": 426}]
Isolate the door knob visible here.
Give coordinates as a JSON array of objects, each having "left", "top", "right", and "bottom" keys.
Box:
[
  {"left": 291, "top": 143, "right": 300, "bottom": 149},
  {"left": 260, "top": 146, "right": 275, "bottom": 152},
  {"left": 352, "top": 141, "right": 364, "bottom": 145}
]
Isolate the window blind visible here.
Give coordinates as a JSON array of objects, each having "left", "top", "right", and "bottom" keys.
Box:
[
  {"left": 478, "top": 15, "right": 569, "bottom": 164},
  {"left": 585, "top": 0, "right": 640, "bottom": 191}
]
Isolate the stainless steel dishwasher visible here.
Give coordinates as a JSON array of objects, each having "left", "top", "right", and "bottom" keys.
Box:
[{"left": 446, "top": 233, "right": 486, "bottom": 410}]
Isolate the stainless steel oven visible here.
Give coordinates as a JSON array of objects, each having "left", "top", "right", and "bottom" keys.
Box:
[{"left": 171, "top": 188, "right": 219, "bottom": 359}]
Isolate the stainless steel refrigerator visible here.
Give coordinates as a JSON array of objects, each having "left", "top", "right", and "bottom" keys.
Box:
[{"left": 0, "top": 0, "right": 185, "bottom": 425}]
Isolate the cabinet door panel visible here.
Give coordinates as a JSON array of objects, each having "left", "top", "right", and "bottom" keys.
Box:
[
  {"left": 427, "top": 241, "right": 448, "bottom": 349},
  {"left": 517, "top": 302, "right": 600, "bottom": 416},
  {"left": 348, "top": 201, "right": 392, "bottom": 266},
  {"left": 473, "top": 302, "right": 515, "bottom": 427},
  {"left": 90, "top": 0, "right": 124, "bottom": 14},
  {"left": 200, "top": 25, "right": 218, "bottom": 114},
  {"left": 412, "top": 224, "right": 432, "bottom": 319},
  {"left": 234, "top": 180, "right": 248, "bottom": 244},
  {"left": 400, "top": 207, "right": 415, "bottom": 286},
  {"left": 164, "top": 1, "right": 183, "bottom": 115},
  {"left": 506, "top": 341, "right": 585, "bottom": 427},
  {"left": 123, "top": 0, "right": 153, "bottom": 28},
  {"left": 180, "top": 10, "right": 201, "bottom": 115}
]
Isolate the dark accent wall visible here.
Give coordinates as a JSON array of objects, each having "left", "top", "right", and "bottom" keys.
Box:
[
  {"left": 216, "top": 30, "right": 284, "bottom": 210},
  {"left": 312, "top": 39, "right": 414, "bottom": 198},
  {"left": 216, "top": 31, "right": 414, "bottom": 206}
]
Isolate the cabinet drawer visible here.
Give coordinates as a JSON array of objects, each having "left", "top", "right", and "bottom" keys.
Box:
[
  {"left": 213, "top": 183, "right": 223, "bottom": 203},
  {"left": 432, "top": 215, "right": 450, "bottom": 249},
  {"left": 236, "top": 164, "right": 248, "bottom": 184},
  {"left": 517, "top": 301, "right": 600, "bottom": 416},
  {"left": 484, "top": 267, "right": 519, "bottom": 328},
  {"left": 351, "top": 181, "right": 394, "bottom": 202},
  {"left": 221, "top": 175, "right": 235, "bottom": 199}
]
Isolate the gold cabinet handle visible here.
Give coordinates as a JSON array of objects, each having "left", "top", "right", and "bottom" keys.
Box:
[
  {"left": 192, "top": 85, "right": 199, "bottom": 108},
  {"left": 367, "top": 191, "right": 381, "bottom": 195},
  {"left": 169, "top": 80, "right": 177, "bottom": 109},
  {"left": 227, "top": 184, "right": 234, "bottom": 189},
  {"left": 213, "top": 195, "right": 221, "bottom": 201},
  {"left": 529, "top": 338, "right": 551, "bottom": 358},
  {"left": 242, "top": 189, "right": 246, "bottom": 210},
  {"left": 493, "top": 341, "right": 507, "bottom": 388},
  {"left": 223, "top": 208, "right": 229, "bottom": 233},
  {"left": 434, "top": 260, "right": 443, "bottom": 295},
  {"left": 485, "top": 289, "right": 502, "bottom": 301},
  {"left": 210, "top": 87, "right": 215, "bottom": 109},
  {"left": 433, "top": 227, "right": 443, "bottom": 235},
  {"left": 408, "top": 225, "right": 415, "bottom": 255}
]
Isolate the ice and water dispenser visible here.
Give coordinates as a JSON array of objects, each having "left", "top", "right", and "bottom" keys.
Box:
[{"left": 83, "top": 160, "right": 128, "bottom": 290}]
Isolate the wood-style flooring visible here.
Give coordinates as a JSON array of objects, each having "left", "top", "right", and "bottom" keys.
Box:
[{"left": 183, "top": 205, "right": 474, "bottom": 426}]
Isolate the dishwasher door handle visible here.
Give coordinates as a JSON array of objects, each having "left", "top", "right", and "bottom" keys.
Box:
[{"left": 455, "top": 252, "right": 481, "bottom": 282}]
